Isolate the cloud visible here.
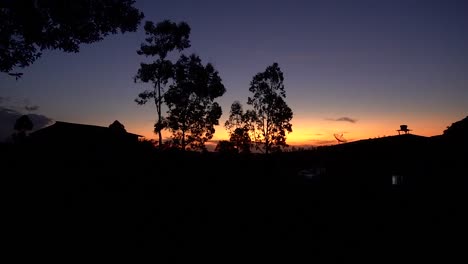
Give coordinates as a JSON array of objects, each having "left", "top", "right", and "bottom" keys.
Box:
[
  {"left": 0, "top": 107, "right": 53, "bottom": 142},
  {"left": 326, "top": 117, "right": 357, "bottom": 123},
  {"left": 1, "top": 96, "right": 40, "bottom": 112},
  {"left": 25, "top": 105, "right": 39, "bottom": 112}
]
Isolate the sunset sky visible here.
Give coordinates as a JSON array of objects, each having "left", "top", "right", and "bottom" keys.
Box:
[{"left": 1, "top": 0, "right": 467, "bottom": 146}]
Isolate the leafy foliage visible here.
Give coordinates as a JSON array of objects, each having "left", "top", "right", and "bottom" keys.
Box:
[
  {"left": 230, "top": 127, "right": 252, "bottom": 153},
  {"left": 14, "top": 115, "right": 33, "bottom": 132},
  {"left": 443, "top": 116, "right": 468, "bottom": 138},
  {"left": 13, "top": 114, "right": 33, "bottom": 143},
  {"left": 1, "top": 0, "right": 144, "bottom": 75},
  {"left": 215, "top": 140, "right": 238, "bottom": 154},
  {"left": 247, "top": 63, "right": 293, "bottom": 154},
  {"left": 137, "top": 20, "right": 190, "bottom": 59},
  {"left": 224, "top": 101, "right": 252, "bottom": 153},
  {"left": 443, "top": 116, "right": 468, "bottom": 146},
  {"left": 134, "top": 20, "right": 191, "bottom": 146},
  {"left": 225, "top": 101, "right": 244, "bottom": 132},
  {"left": 164, "top": 54, "right": 226, "bottom": 151}
]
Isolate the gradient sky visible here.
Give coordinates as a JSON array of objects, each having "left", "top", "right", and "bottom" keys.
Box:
[{"left": 1, "top": 0, "right": 467, "bottom": 146}]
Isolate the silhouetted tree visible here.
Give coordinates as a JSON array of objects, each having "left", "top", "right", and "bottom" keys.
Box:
[
  {"left": 13, "top": 115, "right": 33, "bottom": 142},
  {"left": 215, "top": 140, "right": 237, "bottom": 154},
  {"left": 225, "top": 101, "right": 244, "bottom": 131},
  {"left": 0, "top": 0, "right": 143, "bottom": 77},
  {"left": 230, "top": 128, "right": 251, "bottom": 153},
  {"left": 443, "top": 116, "right": 468, "bottom": 138},
  {"left": 224, "top": 101, "right": 251, "bottom": 153},
  {"left": 164, "top": 54, "right": 226, "bottom": 151},
  {"left": 134, "top": 20, "right": 191, "bottom": 147},
  {"left": 247, "top": 63, "right": 293, "bottom": 154},
  {"left": 443, "top": 116, "right": 468, "bottom": 146}
]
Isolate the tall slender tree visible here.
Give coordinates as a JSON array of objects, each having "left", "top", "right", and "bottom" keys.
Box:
[
  {"left": 164, "top": 54, "right": 226, "bottom": 151},
  {"left": 134, "top": 20, "right": 190, "bottom": 147},
  {"left": 247, "top": 63, "right": 293, "bottom": 154}
]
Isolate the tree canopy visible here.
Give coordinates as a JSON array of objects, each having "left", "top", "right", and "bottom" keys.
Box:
[
  {"left": 443, "top": 116, "right": 468, "bottom": 144},
  {"left": 14, "top": 114, "right": 33, "bottom": 132},
  {"left": 134, "top": 20, "right": 191, "bottom": 147},
  {"left": 137, "top": 20, "right": 190, "bottom": 59},
  {"left": 224, "top": 101, "right": 252, "bottom": 153},
  {"left": 13, "top": 114, "right": 33, "bottom": 143},
  {"left": 247, "top": 63, "right": 293, "bottom": 154},
  {"left": 224, "top": 63, "right": 293, "bottom": 154},
  {"left": 164, "top": 54, "right": 226, "bottom": 151},
  {"left": 1, "top": 0, "right": 144, "bottom": 76}
]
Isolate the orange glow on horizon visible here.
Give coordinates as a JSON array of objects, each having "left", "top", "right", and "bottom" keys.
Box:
[{"left": 124, "top": 113, "right": 462, "bottom": 147}]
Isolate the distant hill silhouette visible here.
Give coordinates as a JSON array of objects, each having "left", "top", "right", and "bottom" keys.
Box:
[{"left": 443, "top": 116, "right": 468, "bottom": 145}]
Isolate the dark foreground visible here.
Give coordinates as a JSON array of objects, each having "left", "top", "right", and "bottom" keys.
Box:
[{"left": 3, "top": 138, "right": 467, "bottom": 262}]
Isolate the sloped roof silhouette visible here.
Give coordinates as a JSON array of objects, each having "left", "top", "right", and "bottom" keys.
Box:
[{"left": 31, "top": 121, "right": 142, "bottom": 137}]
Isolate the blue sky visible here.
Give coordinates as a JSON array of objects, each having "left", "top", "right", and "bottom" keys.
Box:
[{"left": 1, "top": 0, "right": 467, "bottom": 145}]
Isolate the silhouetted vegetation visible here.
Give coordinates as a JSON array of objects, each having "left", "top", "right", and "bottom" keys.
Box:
[
  {"left": 224, "top": 101, "right": 252, "bottom": 153},
  {"left": 12, "top": 114, "right": 32, "bottom": 143},
  {"left": 214, "top": 140, "right": 238, "bottom": 154},
  {"left": 443, "top": 116, "right": 468, "bottom": 144},
  {"left": 2, "top": 6, "right": 465, "bottom": 260},
  {"left": 3, "top": 116, "right": 467, "bottom": 261},
  {"left": 133, "top": 20, "right": 225, "bottom": 151},
  {"left": 164, "top": 54, "right": 226, "bottom": 151},
  {"left": 226, "top": 63, "right": 293, "bottom": 154},
  {"left": 134, "top": 20, "right": 191, "bottom": 147},
  {"left": 1, "top": 0, "right": 143, "bottom": 77}
]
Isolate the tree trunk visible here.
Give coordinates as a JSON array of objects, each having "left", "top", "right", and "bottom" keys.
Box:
[
  {"left": 181, "top": 129, "right": 186, "bottom": 151},
  {"left": 157, "top": 81, "right": 163, "bottom": 147},
  {"left": 265, "top": 117, "right": 269, "bottom": 155}
]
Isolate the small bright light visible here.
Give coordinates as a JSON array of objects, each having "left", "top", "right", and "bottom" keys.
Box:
[{"left": 392, "top": 175, "right": 402, "bottom": 185}]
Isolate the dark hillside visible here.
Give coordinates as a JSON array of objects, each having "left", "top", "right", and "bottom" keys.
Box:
[{"left": 2, "top": 130, "right": 466, "bottom": 261}]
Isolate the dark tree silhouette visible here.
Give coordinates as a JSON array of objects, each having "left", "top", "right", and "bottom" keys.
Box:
[
  {"left": 247, "top": 63, "right": 293, "bottom": 154},
  {"left": 443, "top": 116, "right": 468, "bottom": 138},
  {"left": 134, "top": 20, "right": 191, "bottom": 147},
  {"left": 14, "top": 114, "right": 33, "bottom": 132},
  {"left": 164, "top": 54, "right": 226, "bottom": 151},
  {"left": 443, "top": 116, "right": 468, "bottom": 146},
  {"left": 215, "top": 140, "right": 237, "bottom": 154},
  {"left": 230, "top": 128, "right": 251, "bottom": 154},
  {"left": 0, "top": 0, "right": 143, "bottom": 76},
  {"left": 13, "top": 114, "right": 33, "bottom": 142},
  {"left": 225, "top": 101, "right": 244, "bottom": 132},
  {"left": 224, "top": 101, "right": 251, "bottom": 153}
]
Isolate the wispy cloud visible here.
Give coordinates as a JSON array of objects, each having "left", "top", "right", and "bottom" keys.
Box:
[
  {"left": 1, "top": 96, "right": 40, "bottom": 113},
  {"left": 326, "top": 117, "right": 357, "bottom": 123},
  {"left": 25, "top": 105, "right": 39, "bottom": 112},
  {"left": 302, "top": 133, "right": 324, "bottom": 137}
]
